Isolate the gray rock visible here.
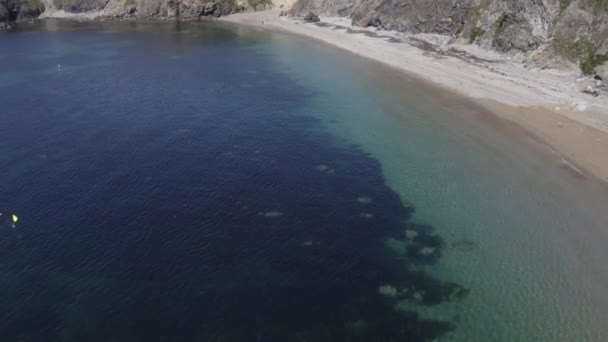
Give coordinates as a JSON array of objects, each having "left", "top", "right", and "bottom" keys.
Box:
[
  {"left": 595, "top": 63, "right": 608, "bottom": 81},
  {"left": 303, "top": 11, "right": 319, "bottom": 22},
  {"left": 597, "top": 40, "right": 608, "bottom": 56},
  {"left": 582, "top": 85, "right": 599, "bottom": 97},
  {"left": 0, "top": 0, "right": 45, "bottom": 29},
  {"left": 53, "top": 0, "right": 110, "bottom": 13}
]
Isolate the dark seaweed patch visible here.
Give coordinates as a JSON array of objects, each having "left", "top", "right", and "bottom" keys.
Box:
[{"left": 0, "top": 22, "right": 467, "bottom": 342}]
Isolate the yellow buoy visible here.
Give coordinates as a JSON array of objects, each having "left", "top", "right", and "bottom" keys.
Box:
[{"left": 12, "top": 215, "right": 18, "bottom": 223}]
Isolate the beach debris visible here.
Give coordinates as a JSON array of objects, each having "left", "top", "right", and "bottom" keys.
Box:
[
  {"left": 359, "top": 212, "right": 374, "bottom": 219},
  {"left": 418, "top": 247, "right": 435, "bottom": 256},
  {"left": 259, "top": 211, "right": 283, "bottom": 217},
  {"left": 384, "top": 238, "right": 406, "bottom": 255},
  {"left": 404, "top": 229, "right": 418, "bottom": 240},
  {"left": 557, "top": 122, "right": 564, "bottom": 128},
  {"left": 582, "top": 85, "right": 599, "bottom": 97},
  {"left": 303, "top": 12, "right": 320, "bottom": 23},
  {"left": 378, "top": 284, "right": 399, "bottom": 298},
  {"left": 356, "top": 196, "right": 373, "bottom": 204}
]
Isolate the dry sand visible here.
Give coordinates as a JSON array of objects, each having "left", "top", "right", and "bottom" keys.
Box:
[{"left": 222, "top": 11, "right": 608, "bottom": 183}]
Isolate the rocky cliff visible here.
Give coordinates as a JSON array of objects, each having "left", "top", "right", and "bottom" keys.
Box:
[
  {"left": 290, "top": 0, "right": 608, "bottom": 74},
  {"left": 0, "top": 0, "right": 270, "bottom": 27},
  {"left": 0, "top": 0, "right": 45, "bottom": 29}
]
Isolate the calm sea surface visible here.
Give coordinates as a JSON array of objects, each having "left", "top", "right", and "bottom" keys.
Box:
[{"left": 1, "top": 20, "right": 607, "bottom": 341}]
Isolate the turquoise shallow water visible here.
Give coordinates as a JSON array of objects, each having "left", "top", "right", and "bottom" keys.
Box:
[
  {"left": 261, "top": 31, "right": 608, "bottom": 340},
  {"left": 1, "top": 19, "right": 607, "bottom": 341}
]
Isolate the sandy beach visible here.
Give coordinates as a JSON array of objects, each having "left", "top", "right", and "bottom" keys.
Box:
[{"left": 222, "top": 11, "right": 608, "bottom": 184}]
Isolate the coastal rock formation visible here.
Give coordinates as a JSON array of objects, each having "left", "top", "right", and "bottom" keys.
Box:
[
  {"left": 0, "top": 0, "right": 262, "bottom": 27},
  {"left": 100, "top": 0, "right": 243, "bottom": 18},
  {"left": 289, "top": 0, "right": 608, "bottom": 73},
  {"left": 302, "top": 10, "right": 318, "bottom": 22},
  {"left": 596, "top": 63, "right": 608, "bottom": 81},
  {"left": 0, "top": 0, "right": 45, "bottom": 29}
]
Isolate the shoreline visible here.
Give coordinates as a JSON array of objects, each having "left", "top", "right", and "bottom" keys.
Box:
[{"left": 221, "top": 11, "right": 608, "bottom": 184}]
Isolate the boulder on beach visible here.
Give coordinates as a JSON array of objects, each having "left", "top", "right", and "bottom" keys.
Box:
[
  {"left": 303, "top": 12, "right": 320, "bottom": 23},
  {"left": 594, "top": 63, "right": 608, "bottom": 82}
]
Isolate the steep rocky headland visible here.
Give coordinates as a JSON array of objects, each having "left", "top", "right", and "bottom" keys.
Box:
[
  {"left": 0, "top": 0, "right": 45, "bottom": 29},
  {"left": 0, "top": 0, "right": 275, "bottom": 28},
  {"left": 288, "top": 0, "right": 608, "bottom": 76}
]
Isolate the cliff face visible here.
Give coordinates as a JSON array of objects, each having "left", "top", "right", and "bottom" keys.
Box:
[
  {"left": 290, "top": 0, "right": 608, "bottom": 71},
  {"left": 0, "top": 0, "right": 268, "bottom": 27},
  {"left": 98, "top": 0, "right": 249, "bottom": 18},
  {"left": 0, "top": 0, "right": 45, "bottom": 28}
]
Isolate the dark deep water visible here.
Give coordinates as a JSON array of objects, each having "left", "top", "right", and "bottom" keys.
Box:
[{"left": 0, "top": 21, "right": 468, "bottom": 341}]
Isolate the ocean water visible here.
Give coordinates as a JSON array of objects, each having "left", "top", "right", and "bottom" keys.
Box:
[{"left": 0, "top": 20, "right": 607, "bottom": 341}]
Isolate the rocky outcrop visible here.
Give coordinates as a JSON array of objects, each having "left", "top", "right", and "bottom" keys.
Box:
[
  {"left": 303, "top": 10, "right": 318, "bottom": 22},
  {"left": 0, "top": 0, "right": 45, "bottom": 29},
  {"left": 100, "top": 0, "right": 244, "bottom": 18},
  {"left": 0, "top": 0, "right": 266, "bottom": 28},
  {"left": 289, "top": 0, "right": 608, "bottom": 73},
  {"left": 53, "top": 0, "right": 109, "bottom": 12}
]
